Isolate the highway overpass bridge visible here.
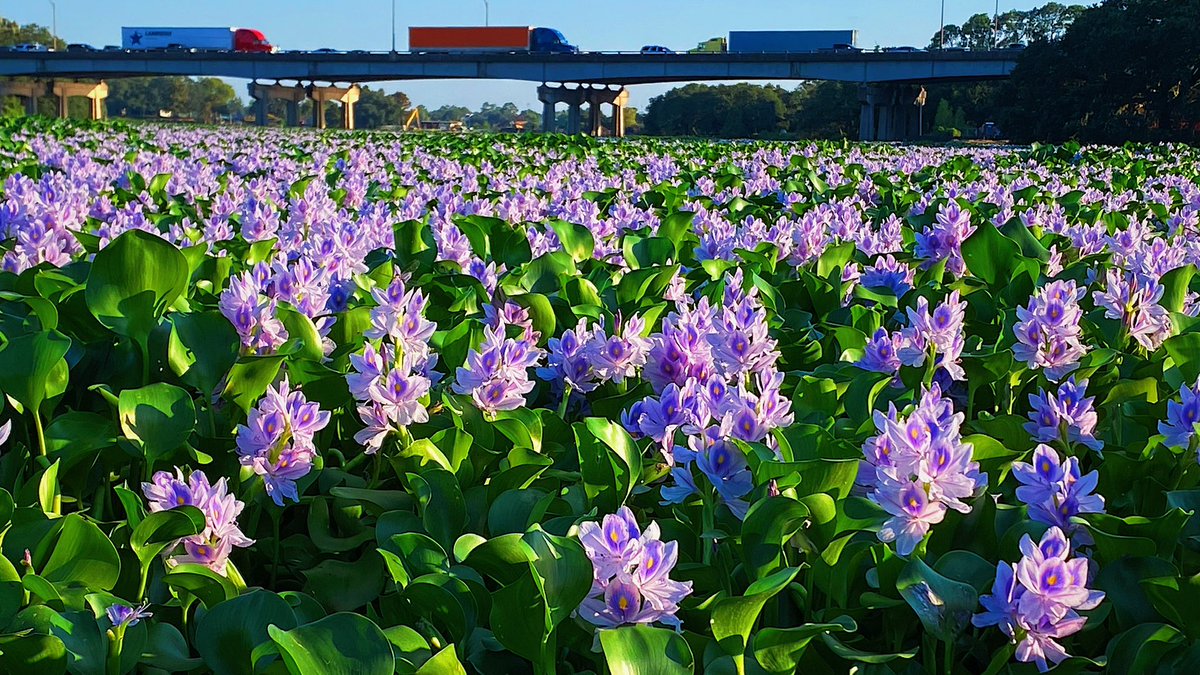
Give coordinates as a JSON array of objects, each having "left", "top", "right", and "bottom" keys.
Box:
[{"left": 0, "top": 50, "right": 1020, "bottom": 140}]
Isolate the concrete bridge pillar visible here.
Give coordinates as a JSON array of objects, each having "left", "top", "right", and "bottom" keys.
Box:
[
  {"left": 50, "top": 81, "right": 107, "bottom": 120},
  {"left": 248, "top": 82, "right": 308, "bottom": 127},
  {"left": 542, "top": 99, "right": 556, "bottom": 133},
  {"left": 0, "top": 81, "right": 46, "bottom": 116},
  {"left": 538, "top": 84, "right": 588, "bottom": 135},
  {"left": 858, "top": 83, "right": 921, "bottom": 142},
  {"left": 539, "top": 85, "right": 630, "bottom": 137},
  {"left": 308, "top": 84, "right": 360, "bottom": 130}
]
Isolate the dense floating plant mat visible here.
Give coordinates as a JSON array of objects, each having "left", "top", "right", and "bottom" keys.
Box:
[{"left": 0, "top": 115, "right": 1199, "bottom": 673}]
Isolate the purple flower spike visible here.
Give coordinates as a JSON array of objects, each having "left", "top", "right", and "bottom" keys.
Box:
[
  {"left": 577, "top": 507, "right": 691, "bottom": 630},
  {"left": 975, "top": 527, "right": 1105, "bottom": 673}
]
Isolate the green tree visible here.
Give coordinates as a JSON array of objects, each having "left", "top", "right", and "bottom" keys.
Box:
[
  {"left": 1001, "top": 0, "right": 1200, "bottom": 143},
  {"left": 786, "top": 82, "right": 859, "bottom": 139}
]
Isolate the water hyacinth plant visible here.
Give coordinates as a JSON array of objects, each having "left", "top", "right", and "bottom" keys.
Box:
[{"left": 1, "top": 117, "right": 1200, "bottom": 672}]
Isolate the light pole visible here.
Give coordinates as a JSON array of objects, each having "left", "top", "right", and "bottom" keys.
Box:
[
  {"left": 994, "top": 0, "right": 1000, "bottom": 49},
  {"left": 939, "top": 0, "right": 945, "bottom": 50},
  {"left": 391, "top": 0, "right": 396, "bottom": 52},
  {"left": 48, "top": 0, "right": 57, "bottom": 50},
  {"left": 484, "top": 0, "right": 490, "bottom": 26}
]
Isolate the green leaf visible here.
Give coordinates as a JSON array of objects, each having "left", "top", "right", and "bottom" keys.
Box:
[
  {"left": 142, "top": 622, "right": 203, "bottom": 672},
  {"left": 196, "top": 589, "right": 298, "bottom": 675},
  {"left": 0, "top": 634, "right": 68, "bottom": 675},
  {"left": 407, "top": 469, "right": 466, "bottom": 553},
  {"left": 575, "top": 417, "right": 642, "bottom": 512},
  {"left": 415, "top": 646, "right": 468, "bottom": 675},
  {"left": 897, "top": 557, "right": 978, "bottom": 642},
  {"left": 548, "top": 220, "right": 595, "bottom": 263},
  {"left": 0, "top": 330, "right": 71, "bottom": 413},
  {"left": 131, "top": 507, "right": 205, "bottom": 577},
  {"left": 710, "top": 567, "right": 800, "bottom": 674},
  {"left": 222, "top": 355, "right": 284, "bottom": 413},
  {"left": 752, "top": 617, "right": 857, "bottom": 674},
  {"left": 522, "top": 527, "right": 593, "bottom": 632},
  {"left": 118, "top": 383, "right": 196, "bottom": 463},
  {"left": 600, "top": 624, "right": 695, "bottom": 675},
  {"left": 1162, "top": 265, "right": 1197, "bottom": 314},
  {"left": 169, "top": 311, "right": 240, "bottom": 395},
  {"left": 268, "top": 612, "right": 393, "bottom": 675},
  {"left": 961, "top": 220, "right": 1021, "bottom": 286},
  {"left": 163, "top": 563, "right": 239, "bottom": 609},
  {"left": 39, "top": 514, "right": 120, "bottom": 591},
  {"left": 84, "top": 229, "right": 188, "bottom": 348},
  {"left": 742, "top": 498, "right": 810, "bottom": 580}
]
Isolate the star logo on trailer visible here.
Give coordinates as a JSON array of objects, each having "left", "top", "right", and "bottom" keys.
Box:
[{"left": 130, "top": 32, "right": 142, "bottom": 45}]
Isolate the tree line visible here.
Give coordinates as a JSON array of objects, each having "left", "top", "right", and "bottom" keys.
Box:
[{"left": 643, "top": 0, "right": 1200, "bottom": 144}]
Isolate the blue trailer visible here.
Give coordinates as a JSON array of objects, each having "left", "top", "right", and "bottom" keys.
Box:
[{"left": 728, "top": 30, "right": 858, "bottom": 53}]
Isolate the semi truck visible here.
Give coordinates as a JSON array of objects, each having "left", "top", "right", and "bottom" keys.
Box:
[
  {"left": 729, "top": 30, "right": 858, "bottom": 53},
  {"left": 690, "top": 30, "right": 858, "bottom": 54},
  {"left": 408, "top": 26, "right": 578, "bottom": 54},
  {"left": 120, "top": 27, "right": 275, "bottom": 53}
]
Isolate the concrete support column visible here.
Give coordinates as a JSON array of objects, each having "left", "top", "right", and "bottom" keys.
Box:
[
  {"left": 859, "top": 83, "right": 921, "bottom": 142},
  {"left": 247, "top": 82, "right": 308, "bottom": 127},
  {"left": 307, "top": 84, "right": 361, "bottom": 130},
  {"left": 588, "top": 101, "right": 603, "bottom": 136},
  {"left": 567, "top": 103, "right": 582, "bottom": 134},
  {"left": 537, "top": 84, "right": 630, "bottom": 137},
  {"left": 1, "top": 81, "right": 47, "bottom": 117},
  {"left": 542, "top": 99, "right": 556, "bottom": 133},
  {"left": 51, "top": 81, "right": 107, "bottom": 120}
]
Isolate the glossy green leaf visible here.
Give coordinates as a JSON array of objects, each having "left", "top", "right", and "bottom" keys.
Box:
[
  {"left": 268, "top": 612, "right": 393, "bottom": 675},
  {"left": 600, "top": 624, "right": 695, "bottom": 675},
  {"left": 84, "top": 229, "right": 188, "bottom": 347}
]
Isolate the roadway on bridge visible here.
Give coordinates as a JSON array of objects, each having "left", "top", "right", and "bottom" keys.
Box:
[{"left": 0, "top": 50, "right": 1018, "bottom": 85}]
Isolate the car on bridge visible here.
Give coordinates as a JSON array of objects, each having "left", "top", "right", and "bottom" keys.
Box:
[
  {"left": 66, "top": 43, "right": 98, "bottom": 52},
  {"left": 883, "top": 46, "right": 924, "bottom": 53},
  {"left": 640, "top": 45, "right": 674, "bottom": 55},
  {"left": 10, "top": 43, "right": 53, "bottom": 52}
]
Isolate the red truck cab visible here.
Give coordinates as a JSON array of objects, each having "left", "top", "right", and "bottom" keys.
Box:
[{"left": 234, "top": 28, "right": 274, "bottom": 53}]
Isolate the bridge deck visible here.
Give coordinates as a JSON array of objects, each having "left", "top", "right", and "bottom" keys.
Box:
[{"left": 0, "top": 50, "right": 1018, "bottom": 85}]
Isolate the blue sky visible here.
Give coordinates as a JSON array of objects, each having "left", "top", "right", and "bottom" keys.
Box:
[{"left": 8, "top": 1, "right": 1044, "bottom": 110}]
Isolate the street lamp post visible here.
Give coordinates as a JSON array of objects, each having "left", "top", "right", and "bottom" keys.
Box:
[
  {"left": 48, "top": 0, "right": 57, "bottom": 50},
  {"left": 484, "top": 0, "right": 490, "bottom": 26},
  {"left": 994, "top": 0, "right": 1001, "bottom": 49},
  {"left": 391, "top": 0, "right": 396, "bottom": 52},
  {"left": 939, "top": 0, "right": 945, "bottom": 49}
]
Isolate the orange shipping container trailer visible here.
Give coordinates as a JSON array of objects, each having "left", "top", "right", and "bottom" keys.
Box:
[{"left": 409, "top": 26, "right": 532, "bottom": 51}]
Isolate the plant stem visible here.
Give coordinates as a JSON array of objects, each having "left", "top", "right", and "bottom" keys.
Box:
[
  {"left": 557, "top": 385, "right": 572, "bottom": 420},
  {"left": 32, "top": 409, "right": 47, "bottom": 458}
]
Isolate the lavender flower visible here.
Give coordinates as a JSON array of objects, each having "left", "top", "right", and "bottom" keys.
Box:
[
  {"left": 106, "top": 601, "right": 152, "bottom": 628},
  {"left": 898, "top": 291, "right": 967, "bottom": 381},
  {"left": 974, "top": 528, "right": 1104, "bottom": 673},
  {"left": 914, "top": 201, "right": 976, "bottom": 276},
  {"left": 858, "top": 328, "right": 904, "bottom": 376},
  {"left": 1161, "top": 377, "right": 1200, "bottom": 451},
  {"left": 1093, "top": 268, "right": 1173, "bottom": 351},
  {"left": 140, "top": 468, "right": 253, "bottom": 575},
  {"left": 1012, "top": 445, "right": 1105, "bottom": 543},
  {"left": 861, "top": 254, "right": 915, "bottom": 297},
  {"left": 235, "top": 377, "right": 330, "bottom": 505},
  {"left": 861, "top": 384, "right": 985, "bottom": 555},
  {"left": 588, "top": 314, "right": 652, "bottom": 384},
  {"left": 1013, "top": 281, "right": 1088, "bottom": 381},
  {"left": 1025, "top": 378, "right": 1103, "bottom": 453},
  {"left": 577, "top": 507, "right": 692, "bottom": 629},
  {"left": 452, "top": 321, "right": 543, "bottom": 415}
]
